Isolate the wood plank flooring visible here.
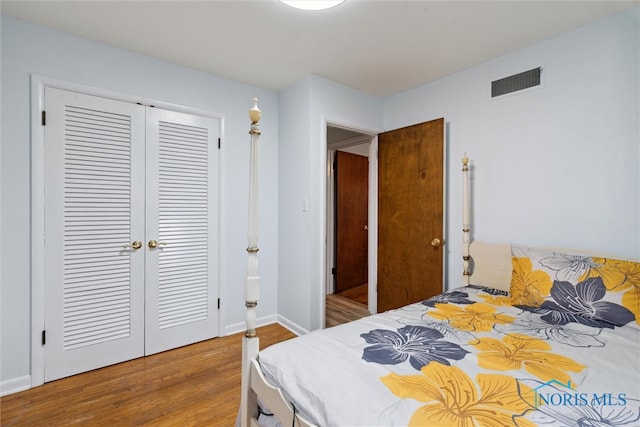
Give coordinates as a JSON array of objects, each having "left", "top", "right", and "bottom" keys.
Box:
[
  {"left": 0, "top": 324, "right": 295, "bottom": 427},
  {"left": 336, "top": 283, "right": 368, "bottom": 306},
  {"left": 2, "top": 292, "right": 372, "bottom": 426},
  {"left": 326, "top": 284, "right": 370, "bottom": 328}
]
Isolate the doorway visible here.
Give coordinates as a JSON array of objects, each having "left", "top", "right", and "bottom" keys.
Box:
[{"left": 325, "top": 125, "right": 374, "bottom": 327}]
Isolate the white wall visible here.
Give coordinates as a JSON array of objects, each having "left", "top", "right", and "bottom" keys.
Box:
[
  {"left": 384, "top": 7, "right": 640, "bottom": 289},
  {"left": 277, "top": 76, "right": 383, "bottom": 332},
  {"left": 1, "top": 16, "right": 280, "bottom": 392}
]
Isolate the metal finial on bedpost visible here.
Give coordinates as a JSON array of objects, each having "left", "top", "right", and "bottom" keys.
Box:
[
  {"left": 241, "top": 99, "right": 262, "bottom": 427},
  {"left": 462, "top": 154, "right": 471, "bottom": 285}
]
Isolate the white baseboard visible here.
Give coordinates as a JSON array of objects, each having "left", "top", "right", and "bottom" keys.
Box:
[
  {"left": 276, "top": 314, "right": 310, "bottom": 336},
  {"left": 225, "top": 314, "right": 279, "bottom": 336},
  {"left": 224, "top": 314, "right": 309, "bottom": 337},
  {"left": 1, "top": 375, "right": 31, "bottom": 396}
]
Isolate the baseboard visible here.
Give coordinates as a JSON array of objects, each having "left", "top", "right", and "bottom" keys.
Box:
[
  {"left": 1, "top": 375, "right": 31, "bottom": 397},
  {"left": 225, "top": 314, "right": 279, "bottom": 336},
  {"left": 276, "top": 315, "right": 310, "bottom": 336},
  {"left": 224, "top": 314, "right": 309, "bottom": 337}
]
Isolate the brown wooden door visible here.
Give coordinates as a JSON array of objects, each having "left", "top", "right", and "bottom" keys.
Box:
[
  {"left": 377, "top": 118, "right": 444, "bottom": 312},
  {"left": 335, "top": 151, "right": 369, "bottom": 293}
]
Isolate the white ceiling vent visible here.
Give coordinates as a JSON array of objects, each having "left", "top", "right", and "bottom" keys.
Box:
[{"left": 491, "top": 67, "right": 542, "bottom": 98}]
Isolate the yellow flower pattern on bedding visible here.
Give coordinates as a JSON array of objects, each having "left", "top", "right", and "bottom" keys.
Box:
[
  {"left": 511, "top": 257, "right": 553, "bottom": 307},
  {"left": 382, "top": 362, "right": 536, "bottom": 427},
  {"left": 579, "top": 257, "right": 627, "bottom": 289},
  {"left": 472, "top": 334, "right": 586, "bottom": 384},
  {"left": 479, "top": 293, "right": 512, "bottom": 306},
  {"left": 426, "top": 302, "right": 515, "bottom": 331},
  {"left": 583, "top": 258, "right": 640, "bottom": 324}
]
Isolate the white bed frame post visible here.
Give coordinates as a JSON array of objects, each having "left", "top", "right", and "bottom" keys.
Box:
[
  {"left": 462, "top": 154, "right": 471, "bottom": 285},
  {"left": 240, "top": 99, "right": 262, "bottom": 427}
]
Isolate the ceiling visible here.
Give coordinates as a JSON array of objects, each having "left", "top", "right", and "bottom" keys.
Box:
[{"left": 2, "top": 1, "right": 637, "bottom": 97}]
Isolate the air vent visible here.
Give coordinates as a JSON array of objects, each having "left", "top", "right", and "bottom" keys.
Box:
[{"left": 491, "top": 67, "right": 542, "bottom": 98}]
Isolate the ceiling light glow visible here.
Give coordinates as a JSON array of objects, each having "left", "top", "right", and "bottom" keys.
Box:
[{"left": 280, "top": 1, "right": 346, "bottom": 11}]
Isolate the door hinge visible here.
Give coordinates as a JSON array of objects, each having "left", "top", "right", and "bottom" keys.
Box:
[
  {"left": 331, "top": 267, "right": 337, "bottom": 276},
  {"left": 41, "top": 110, "right": 46, "bottom": 126},
  {"left": 217, "top": 298, "right": 221, "bottom": 309},
  {"left": 218, "top": 137, "right": 221, "bottom": 149},
  {"left": 41, "top": 330, "right": 46, "bottom": 346}
]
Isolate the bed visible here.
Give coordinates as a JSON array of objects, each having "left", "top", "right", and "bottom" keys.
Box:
[{"left": 238, "top": 105, "right": 640, "bottom": 426}]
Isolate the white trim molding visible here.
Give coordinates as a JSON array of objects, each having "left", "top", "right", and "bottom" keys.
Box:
[{"left": 1, "top": 375, "right": 31, "bottom": 397}]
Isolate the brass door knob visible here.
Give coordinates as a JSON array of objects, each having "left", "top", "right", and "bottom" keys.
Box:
[
  {"left": 431, "top": 238, "right": 442, "bottom": 247},
  {"left": 123, "top": 241, "right": 142, "bottom": 250},
  {"left": 148, "top": 240, "right": 167, "bottom": 249}
]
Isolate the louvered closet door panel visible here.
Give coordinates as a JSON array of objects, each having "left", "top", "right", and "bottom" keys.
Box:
[
  {"left": 44, "top": 88, "right": 146, "bottom": 381},
  {"left": 144, "top": 108, "right": 219, "bottom": 355}
]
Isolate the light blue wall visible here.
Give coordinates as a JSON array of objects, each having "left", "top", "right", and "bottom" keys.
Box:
[
  {"left": 277, "top": 76, "right": 383, "bottom": 332},
  {"left": 277, "top": 77, "right": 314, "bottom": 333},
  {"left": 1, "top": 16, "right": 280, "bottom": 389},
  {"left": 307, "top": 76, "right": 383, "bottom": 330},
  {"left": 384, "top": 7, "right": 640, "bottom": 288}
]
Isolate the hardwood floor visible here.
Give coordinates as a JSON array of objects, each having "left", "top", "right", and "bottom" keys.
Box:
[
  {"left": 336, "top": 283, "right": 368, "bottom": 305},
  {"left": 326, "top": 284, "right": 370, "bottom": 328},
  {"left": 3, "top": 296, "right": 372, "bottom": 426},
  {"left": 0, "top": 324, "right": 295, "bottom": 427}
]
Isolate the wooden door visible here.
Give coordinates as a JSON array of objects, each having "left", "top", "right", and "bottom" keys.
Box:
[
  {"left": 43, "top": 88, "right": 146, "bottom": 381},
  {"left": 377, "top": 118, "right": 444, "bottom": 312},
  {"left": 335, "top": 151, "right": 368, "bottom": 293}
]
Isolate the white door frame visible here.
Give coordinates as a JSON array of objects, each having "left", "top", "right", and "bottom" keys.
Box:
[{"left": 30, "top": 75, "right": 224, "bottom": 387}]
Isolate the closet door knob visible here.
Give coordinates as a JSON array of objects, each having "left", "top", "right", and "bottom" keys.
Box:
[
  {"left": 123, "top": 241, "right": 142, "bottom": 250},
  {"left": 431, "top": 238, "right": 442, "bottom": 247},
  {"left": 148, "top": 240, "right": 167, "bottom": 249}
]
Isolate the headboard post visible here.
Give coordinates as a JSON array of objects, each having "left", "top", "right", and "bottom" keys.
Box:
[{"left": 462, "top": 154, "right": 471, "bottom": 285}]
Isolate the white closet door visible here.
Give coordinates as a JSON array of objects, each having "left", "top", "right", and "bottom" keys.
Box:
[
  {"left": 144, "top": 108, "right": 220, "bottom": 355},
  {"left": 44, "top": 88, "right": 146, "bottom": 381}
]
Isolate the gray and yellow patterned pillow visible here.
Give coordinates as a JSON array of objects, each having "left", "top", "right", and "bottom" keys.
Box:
[{"left": 510, "top": 244, "right": 639, "bottom": 329}]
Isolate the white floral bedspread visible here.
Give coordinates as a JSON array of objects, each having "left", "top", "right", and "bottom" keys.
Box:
[{"left": 257, "top": 285, "right": 640, "bottom": 426}]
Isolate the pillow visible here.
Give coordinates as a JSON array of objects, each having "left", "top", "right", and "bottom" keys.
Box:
[{"left": 510, "top": 244, "right": 639, "bottom": 328}]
